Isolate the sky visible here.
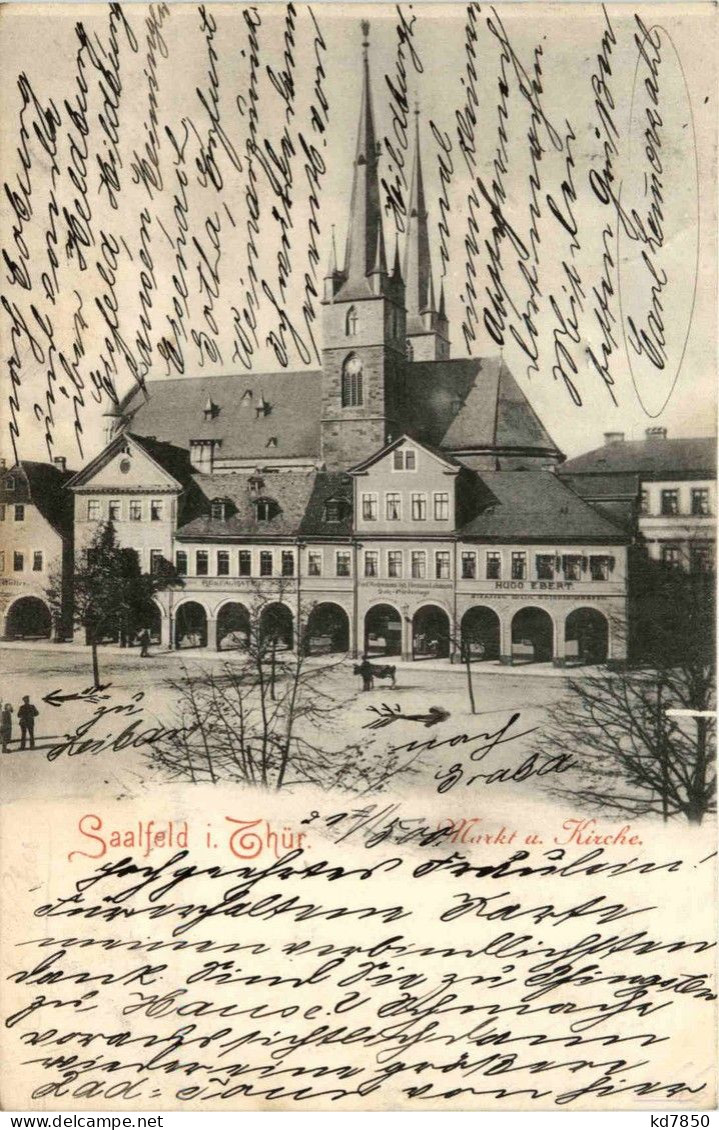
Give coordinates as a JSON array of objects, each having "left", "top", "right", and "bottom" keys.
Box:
[{"left": 0, "top": 2, "right": 716, "bottom": 467}]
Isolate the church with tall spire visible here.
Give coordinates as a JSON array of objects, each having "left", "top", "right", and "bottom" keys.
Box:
[
  {"left": 44, "top": 19, "right": 629, "bottom": 668},
  {"left": 403, "top": 105, "right": 450, "bottom": 361}
]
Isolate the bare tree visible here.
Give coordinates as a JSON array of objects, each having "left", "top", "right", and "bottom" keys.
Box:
[
  {"left": 148, "top": 591, "right": 423, "bottom": 793},
  {"left": 539, "top": 560, "right": 716, "bottom": 824}
]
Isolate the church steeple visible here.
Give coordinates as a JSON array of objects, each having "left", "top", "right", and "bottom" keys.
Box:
[
  {"left": 404, "top": 105, "right": 432, "bottom": 318},
  {"left": 404, "top": 106, "right": 450, "bottom": 361},
  {"left": 320, "top": 20, "right": 406, "bottom": 471},
  {"left": 337, "top": 21, "right": 390, "bottom": 299}
]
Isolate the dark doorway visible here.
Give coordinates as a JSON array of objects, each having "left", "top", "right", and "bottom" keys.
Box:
[
  {"left": 412, "top": 605, "right": 450, "bottom": 660},
  {"left": 461, "top": 606, "right": 500, "bottom": 661},
  {"left": 218, "top": 603, "right": 251, "bottom": 650},
  {"left": 511, "top": 607, "right": 554, "bottom": 663},
  {"left": 364, "top": 604, "right": 402, "bottom": 657},
  {"left": 565, "top": 608, "right": 609, "bottom": 664},
  {"left": 305, "top": 603, "right": 350, "bottom": 654},
  {"left": 259, "top": 603, "right": 294, "bottom": 651},
  {"left": 175, "top": 602, "right": 208, "bottom": 649},
  {"left": 5, "top": 597, "right": 52, "bottom": 640}
]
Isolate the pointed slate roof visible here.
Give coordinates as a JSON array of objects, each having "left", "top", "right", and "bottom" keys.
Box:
[
  {"left": 404, "top": 356, "right": 562, "bottom": 457},
  {"left": 335, "top": 21, "right": 388, "bottom": 301},
  {"left": 404, "top": 110, "right": 436, "bottom": 331}
]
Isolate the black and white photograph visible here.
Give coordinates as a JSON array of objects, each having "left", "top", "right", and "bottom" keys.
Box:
[{"left": 0, "top": 1, "right": 716, "bottom": 1113}]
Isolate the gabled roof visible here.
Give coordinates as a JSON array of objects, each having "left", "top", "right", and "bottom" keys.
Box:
[
  {"left": 404, "top": 356, "right": 562, "bottom": 457},
  {"left": 459, "top": 471, "right": 628, "bottom": 542},
  {"left": 561, "top": 436, "right": 717, "bottom": 480},
  {"left": 66, "top": 433, "right": 192, "bottom": 491},
  {"left": 0, "top": 461, "right": 76, "bottom": 536},
  {"left": 347, "top": 432, "right": 460, "bottom": 475},
  {"left": 177, "top": 469, "right": 320, "bottom": 539},
  {"left": 123, "top": 371, "right": 323, "bottom": 461},
  {"left": 128, "top": 435, "right": 198, "bottom": 491}
]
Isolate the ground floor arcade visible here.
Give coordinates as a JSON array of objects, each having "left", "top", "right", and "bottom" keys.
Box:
[{"left": 144, "top": 587, "right": 627, "bottom": 666}]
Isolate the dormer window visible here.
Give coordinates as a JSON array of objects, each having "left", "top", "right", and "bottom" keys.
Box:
[
  {"left": 5, "top": 476, "right": 15, "bottom": 492},
  {"left": 211, "top": 498, "right": 228, "bottom": 521},
  {"left": 266, "top": 436, "right": 278, "bottom": 448},
  {"left": 346, "top": 306, "right": 358, "bottom": 336},
  {"left": 255, "top": 395, "right": 270, "bottom": 417},
  {"left": 203, "top": 397, "right": 219, "bottom": 420},
  {"left": 324, "top": 498, "right": 345, "bottom": 523},
  {"left": 242, "top": 389, "right": 253, "bottom": 406},
  {"left": 248, "top": 474, "right": 264, "bottom": 495},
  {"left": 254, "top": 497, "right": 279, "bottom": 522}
]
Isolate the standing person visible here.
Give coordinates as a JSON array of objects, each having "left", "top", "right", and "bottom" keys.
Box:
[
  {"left": 138, "top": 628, "right": 151, "bottom": 658},
  {"left": 358, "top": 656, "right": 374, "bottom": 692},
  {"left": 1, "top": 704, "right": 13, "bottom": 753},
  {"left": 18, "top": 696, "right": 38, "bottom": 751}
]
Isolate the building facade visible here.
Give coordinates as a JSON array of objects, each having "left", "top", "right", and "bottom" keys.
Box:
[
  {"left": 18, "top": 22, "right": 637, "bottom": 667},
  {"left": 560, "top": 429, "right": 716, "bottom": 574},
  {"left": 0, "top": 458, "right": 75, "bottom": 639}
]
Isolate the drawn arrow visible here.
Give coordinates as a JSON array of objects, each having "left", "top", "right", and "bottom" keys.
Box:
[
  {"left": 42, "top": 683, "right": 112, "bottom": 707},
  {"left": 364, "top": 703, "right": 450, "bottom": 730}
]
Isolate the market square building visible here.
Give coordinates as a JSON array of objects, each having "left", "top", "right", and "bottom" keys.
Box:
[{"left": 2, "top": 23, "right": 634, "bottom": 667}]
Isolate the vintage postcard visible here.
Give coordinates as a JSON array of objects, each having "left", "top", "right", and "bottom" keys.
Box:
[{"left": 0, "top": 0, "right": 716, "bottom": 1113}]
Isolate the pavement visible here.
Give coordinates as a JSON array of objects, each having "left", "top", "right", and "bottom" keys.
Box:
[{"left": 0, "top": 637, "right": 605, "bottom": 678}]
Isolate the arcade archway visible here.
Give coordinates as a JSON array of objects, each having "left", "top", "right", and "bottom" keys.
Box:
[
  {"left": 412, "top": 605, "right": 450, "bottom": 660},
  {"left": 511, "top": 607, "right": 554, "bottom": 663},
  {"left": 217, "top": 602, "right": 251, "bottom": 650},
  {"left": 5, "top": 597, "right": 52, "bottom": 640},
  {"left": 364, "top": 604, "right": 402, "bottom": 657},
  {"left": 305, "top": 603, "right": 350, "bottom": 654},
  {"left": 565, "top": 608, "right": 609, "bottom": 665},
  {"left": 175, "top": 602, "right": 208, "bottom": 649},
  {"left": 259, "top": 603, "right": 293, "bottom": 651},
  {"left": 461, "top": 606, "right": 500, "bottom": 661}
]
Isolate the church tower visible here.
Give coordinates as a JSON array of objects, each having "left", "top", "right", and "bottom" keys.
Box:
[
  {"left": 404, "top": 109, "right": 449, "bottom": 361},
  {"left": 321, "top": 21, "right": 406, "bottom": 471}
]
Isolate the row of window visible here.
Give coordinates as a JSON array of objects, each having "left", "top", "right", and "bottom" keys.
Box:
[
  {"left": 85, "top": 498, "right": 166, "bottom": 522},
  {"left": 640, "top": 488, "right": 711, "bottom": 517},
  {"left": 175, "top": 549, "right": 300, "bottom": 578},
  {"left": 660, "top": 543, "right": 714, "bottom": 572},
  {"left": 0, "top": 504, "right": 25, "bottom": 522},
  {"left": 0, "top": 550, "right": 43, "bottom": 573},
  {"left": 361, "top": 491, "right": 450, "bottom": 522},
  {"left": 167, "top": 549, "right": 619, "bottom": 582},
  {"left": 362, "top": 551, "right": 616, "bottom": 582}
]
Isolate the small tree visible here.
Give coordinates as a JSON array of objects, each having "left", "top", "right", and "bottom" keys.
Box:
[
  {"left": 149, "top": 593, "right": 422, "bottom": 793},
  {"left": 539, "top": 560, "right": 716, "bottom": 823},
  {"left": 47, "top": 521, "right": 183, "bottom": 685}
]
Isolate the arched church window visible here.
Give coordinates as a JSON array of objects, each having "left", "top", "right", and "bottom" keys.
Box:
[
  {"left": 341, "top": 355, "right": 364, "bottom": 407},
  {"left": 346, "top": 306, "right": 358, "bottom": 336}
]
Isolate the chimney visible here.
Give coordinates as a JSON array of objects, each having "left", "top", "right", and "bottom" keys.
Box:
[
  {"left": 53, "top": 456, "right": 67, "bottom": 472},
  {"left": 604, "top": 432, "right": 625, "bottom": 445},
  {"left": 645, "top": 426, "right": 668, "bottom": 440}
]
